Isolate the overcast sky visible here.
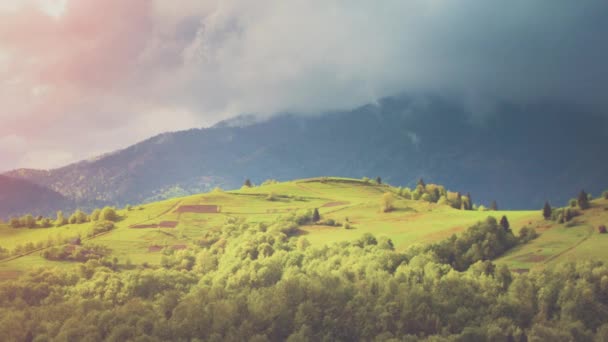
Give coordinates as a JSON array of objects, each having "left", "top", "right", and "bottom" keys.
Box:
[{"left": 1, "top": 0, "right": 607, "bottom": 171}]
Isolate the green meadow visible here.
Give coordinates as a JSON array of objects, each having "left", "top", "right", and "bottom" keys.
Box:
[{"left": 4, "top": 177, "right": 605, "bottom": 280}]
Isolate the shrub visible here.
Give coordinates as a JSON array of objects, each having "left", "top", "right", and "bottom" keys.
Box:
[
  {"left": 55, "top": 211, "right": 68, "bottom": 227},
  {"left": 40, "top": 218, "right": 53, "bottom": 228},
  {"left": 90, "top": 220, "right": 115, "bottom": 236},
  {"left": 99, "top": 207, "right": 119, "bottom": 222},
  {"left": 68, "top": 210, "right": 88, "bottom": 224},
  {"left": 267, "top": 192, "right": 277, "bottom": 201},
  {"left": 9, "top": 217, "right": 21, "bottom": 228},
  {"left": 20, "top": 214, "right": 36, "bottom": 228},
  {"left": 569, "top": 199, "right": 577, "bottom": 207},
  {"left": 343, "top": 222, "right": 352, "bottom": 230},
  {"left": 90, "top": 209, "right": 101, "bottom": 221},
  {"left": 603, "top": 191, "right": 608, "bottom": 200},
  {"left": 598, "top": 225, "right": 607, "bottom": 234},
  {"left": 381, "top": 193, "right": 395, "bottom": 212},
  {"left": 519, "top": 227, "right": 538, "bottom": 243}
]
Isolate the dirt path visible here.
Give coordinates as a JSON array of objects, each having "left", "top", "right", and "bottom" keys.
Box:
[
  {"left": 128, "top": 200, "right": 183, "bottom": 228},
  {"left": 543, "top": 225, "right": 594, "bottom": 264}
]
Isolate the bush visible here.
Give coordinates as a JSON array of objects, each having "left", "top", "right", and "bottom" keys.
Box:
[
  {"left": 267, "top": 192, "right": 277, "bottom": 201},
  {"left": 381, "top": 193, "right": 395, "bottom": 212},
  {"left": 99, "top": 207, "right": 119, "bottom": 222},
  {"left": 603, "top": 191, "right": 608, "bottom": 200},
  {"left": 519, "top": 227, "right": 538, "bottom": 243},
  {"left": 68, "top": 210, "right": 88, "bottom": 224},
  {"left": 90, "top": 220, "right": 115, "bottom": 236},
  {"left": 20, "top": 214, "right": 36, "bottom": 228},
  {"left": 569, "top": 199, "right": 577, "bottom": 207},
  {"left": 9, "top": 217, "right": 21, "bottom": 228},
  {"left": 598, "top": 225, "right": 607, "bottom": 234},
  {"left": 343, "top": 222, "right": 352, "bottom": 230}
]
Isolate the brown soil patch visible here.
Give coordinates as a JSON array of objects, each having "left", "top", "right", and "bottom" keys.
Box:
[
  {"left": 159, "top": 221, "right": 178, "bottom": 228},
  {"left": 0, "top": 270, "right": 21, "bottom": 280},
  {"left": 148, "top": 245, "right": 163, "bottom": 252},
  {"left": 322, "top": 201, "right": 350, "bottom": 208},
  {"left": 175, "top": 205, "right": 219, "bottom": 213},
  {"left": 515, "top": 252, "right": 548, "bottom": 263},
  {"left": 172, "top": 244, "right": 187, "bottom": 250}
]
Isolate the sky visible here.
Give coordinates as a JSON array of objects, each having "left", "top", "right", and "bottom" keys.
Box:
[{"left": 1, "top": 0, "right": 607, "bottom": 171}]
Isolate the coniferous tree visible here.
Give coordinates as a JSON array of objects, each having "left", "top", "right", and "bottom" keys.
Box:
[
  {"left": 244, "top": 179, "right": 252, "bottom": 187},
  {"left": 490, "top": 200, "right": 498, "bottom": 211},
  {"left": 500, "top": 215, "right": 510, "bottom": 232},
  {"left": 466, "top": 193, "right": 473, "bottom": 210},
  {"left": 417, "top": 178, "right": 426, "bottom": 189},
  {"left": 543, "top": 201, "right": 552, "bottom": 220},
  {"left": 312, "top": 208, "right": 320, "bottom": 222},
  {"left": 376, "top": 176, "right": 382, "bottom": 185},
  {"left": 578, "top": 190, "right": 590, "bottom": 210}
]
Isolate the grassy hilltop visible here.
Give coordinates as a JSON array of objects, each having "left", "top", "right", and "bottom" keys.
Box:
[
  {"left": 2, "top": 177, "right": 608, "bottom": 340},
  {"left": 3, "top": 176, "right": 606, "bottom": 279}
]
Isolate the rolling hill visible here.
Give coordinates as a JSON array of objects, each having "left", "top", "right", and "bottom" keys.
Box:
[
  {"left": 3, "top": 94, "right": 608, "bottom": 218},
  {"left": 2, "top": 177, "right": 606, "bottom": 280}
]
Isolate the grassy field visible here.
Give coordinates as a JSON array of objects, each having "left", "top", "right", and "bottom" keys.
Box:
[{"left": 1, "top": 177, "right": 606, "bottom": 279}]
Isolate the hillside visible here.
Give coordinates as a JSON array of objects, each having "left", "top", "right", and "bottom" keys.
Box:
[
  {"left": 2, "top": 178, "right": 608, "bottom": 340},
  {"left": 3, "top": 178, "right": 608, "bottom": 340},
  {"left": 3, "top": 94, "right": 608, "bottom": 218},
  {"left": 0, "top": 177, "right": 576, "bottom": 278}
]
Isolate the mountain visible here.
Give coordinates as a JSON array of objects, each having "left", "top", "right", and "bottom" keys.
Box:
[
  {"left": 0, "top": 175, "right": 72, "bottom": 218},
  {"left": 3, "top": 94, "right": 608, "bottom": 215}
]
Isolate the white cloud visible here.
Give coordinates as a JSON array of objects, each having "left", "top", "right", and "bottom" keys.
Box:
[{"left": 1, "top": 0, "right": 608, "bottom": 170}]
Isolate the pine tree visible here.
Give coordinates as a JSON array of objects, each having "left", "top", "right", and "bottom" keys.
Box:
[
  {"left": 312, "top": 208, "right": 321, "bottom": 222},
  {"left": 466, "top": 193, "right": 473, "bottom": 210},
  {"left": 543, "top": 201, "right": 552, "bottom": 220},
  {"left": 490, "top": 200, "right": 498, "bottom": 211},
  {"left": 417, "top": 178, "right": 426, "bottom": 189},
  {"left": 500, "top": 215, "right": 510, "bottom": 232},
  {"left": 376, "top": 176, "right": 382, "bottom": 185},
  {"left": 578, "top": 190, "right": 590, "bottom": 210},
  {"left": 244, "top": 179, "right": 252, "bottom": 187}
]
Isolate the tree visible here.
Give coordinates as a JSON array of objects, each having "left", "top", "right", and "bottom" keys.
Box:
[
  {"left": 500, "top": 215, "right": 510, "bottom": 232},
  {"left": 69, "top": 210, "right": 88, "bottom": 224},
  {"left": 603, "top": 191, "right": 608, "bottom": 200},
  {"left": 578, "top": 190, "right": 590, "bottom": 210},
  {"left": 465, "top": 193, "right": 473, "bottom": 210},
  {"left": 244, "top": 179, "right": 252, "bottom": 187},
  {"left": 543, "top": 202, "right": 552, "bottom": 220},
  {"left": 375, "top": 176, "right": 382, "bottom": 185},
  {"left": 312, "top": 208, "right": 320, "bottom": 222},
  {"left": 9, "top": 217, "right": 21, "bottom": 228},
  {"left": 99, "top": 207, "right": 119, "bottom": 222},
  {"left": 20, "top": 214, "right": 36, "bottom": 228},
  {"left": 417, "top": 178, "right": 426, "bottom": 189},
  {"left": 55, "top": 211, "right": 67, "bottom": 226},
  {"left": 490, "top": 200, "right": 498, "bottom": 211},
  {"left": 90, "top": 209, "right": 101, "bottom": 221},
  {"left": 598, "top": 225, "right": 607, "bottom": 234},
  {"left": 380, "top": 192, "right": 395, "bottom": 212}
]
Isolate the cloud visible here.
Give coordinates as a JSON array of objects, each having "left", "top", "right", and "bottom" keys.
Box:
[{"left": 1, "top": 0, "right": 607, "bottom": 170}]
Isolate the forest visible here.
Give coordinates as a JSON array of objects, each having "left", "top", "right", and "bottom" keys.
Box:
[{"left": 1, "top": 212, "right": 607, "bottom": 342}]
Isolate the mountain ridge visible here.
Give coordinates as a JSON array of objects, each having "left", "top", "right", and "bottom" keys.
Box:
[{"left": 3, "top": 94, "right": 608, "bottom": 216}]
